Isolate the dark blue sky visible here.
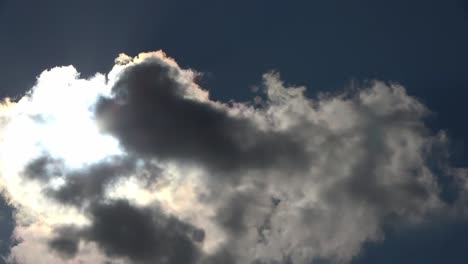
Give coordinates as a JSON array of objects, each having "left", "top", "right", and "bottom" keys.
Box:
[{"left": 1, "top": 0, "right": 468, "bottom": 263}]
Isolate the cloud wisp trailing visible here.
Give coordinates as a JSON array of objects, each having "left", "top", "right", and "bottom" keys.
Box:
[{"left": 0, "top": 51, "right": 467, "bottom": 264}]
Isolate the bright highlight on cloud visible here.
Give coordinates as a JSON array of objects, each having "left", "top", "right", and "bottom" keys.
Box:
[{"left": 0, "top": 51, "right": 467, "bottom": 264}]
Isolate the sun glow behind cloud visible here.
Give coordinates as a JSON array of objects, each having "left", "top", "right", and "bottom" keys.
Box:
[
  {"left": 0, "top": 67, "right": 121, "bottom": 226},
  {"left": 0, "top": 52, "right": 224, "bottom": 263}
]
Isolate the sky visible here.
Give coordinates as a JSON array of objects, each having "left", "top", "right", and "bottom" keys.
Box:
[{"left": 0, "top": 0, "right": 468, "bottom": 263}]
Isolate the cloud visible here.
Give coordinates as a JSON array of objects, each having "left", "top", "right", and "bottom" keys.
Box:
[
  {"left": 49, "top": 199, "right": 204, "bottom": 264},
  {"left": 44, "top": 156, "right": 136, "bottom": 206},
  {"left": 48, "top": 226, "right": 80, "bottom": 259},
  {"left": 0, "top": 51, "right": 466, "bottom": 263},
  {"left": 95, "top": 54, "right": 309, "bottom": 174}
]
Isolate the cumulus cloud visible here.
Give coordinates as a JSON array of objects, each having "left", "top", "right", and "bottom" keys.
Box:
[{"left": 0, "top": 51, "right": 467, "bottom": 264}]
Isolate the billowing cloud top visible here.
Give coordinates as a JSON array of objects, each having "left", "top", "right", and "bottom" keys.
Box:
[{"left": 0, "top": 51, "right": 467, "bottom": 264}]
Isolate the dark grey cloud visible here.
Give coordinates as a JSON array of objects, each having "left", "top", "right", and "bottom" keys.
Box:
[
  {"left": 23, "top": 155, "right": 64, "bottom": 182},
  {"left": 24, "top": 153, "right": 204, "bottom": 263},
  {"left": 23, "top": 155, "right": 137, "bottom": 206},
  {"left": 95, "top": 56, "right": 309, "bottom": 175},
  {"left": 215, "top": 192, "right": 252, "bottom": 237},
  {"left": 50, "top": 200, "right": 204, "bottom": 264},
  {"left": 48, "top": 226, "right": 80, "bottom": 259},
  {"left": 46, "top": 157, "right": 136, "bottom": 206}
]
